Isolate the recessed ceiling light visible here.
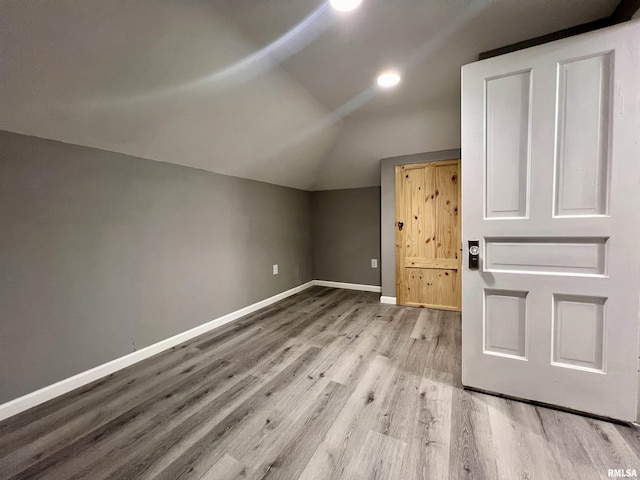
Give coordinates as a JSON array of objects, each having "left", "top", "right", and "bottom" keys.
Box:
[
  {"left": 329, "top": 0, "right": 362, "bottom": 12},
  {"left": 377, "top": 70, "right": 401, "bottom": 89}
]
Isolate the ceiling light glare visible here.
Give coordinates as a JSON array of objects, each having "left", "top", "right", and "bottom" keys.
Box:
[
  {"left": 377, "top": 70, "right": 401, "bottom": 89},
  {"left": 329, "top": 0, "right": 363, "bottom": 12}
]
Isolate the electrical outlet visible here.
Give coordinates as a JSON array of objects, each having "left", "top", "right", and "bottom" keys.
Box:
[
  {"left": 273, "top": 264, "right": 278, "bottom": 275},
  {"left": 371, "top": 259, "right": 378, "bottom": 268}
]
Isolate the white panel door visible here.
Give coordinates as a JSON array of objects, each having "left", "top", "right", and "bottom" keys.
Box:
[{"left": 462, "top": 21, "right": 640, "bottom": 421}]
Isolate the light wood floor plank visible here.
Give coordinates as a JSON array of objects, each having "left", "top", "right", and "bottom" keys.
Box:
[
  {"left": 149, "top": 347, "right": 323, "bottom": 480},
  {"left": 298, "top": 354, "right": 397, "bottom": 480},
  {"left": 448, "top": 388, "right": 500, "bottom": 480},
  {"left": 533, "top": 406, "right": 601, "bottom": 479},
  {"left": 342, "top": 429, "right": 407, "bottom": 480},
  {"left": 247, "top": 380, "right": 351, "bottom": 480},
  {"left": 200, "top": 453, "right": 245, "bottom": 480}
]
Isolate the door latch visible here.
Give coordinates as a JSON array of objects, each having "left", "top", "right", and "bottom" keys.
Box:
[{"left": 468, "top": 240, "right": 480, "bottom": 269}]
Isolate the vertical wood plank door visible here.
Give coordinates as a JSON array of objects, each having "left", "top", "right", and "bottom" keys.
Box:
[{"left": 395, "top": 160, "right": 461, "bottom": 310}]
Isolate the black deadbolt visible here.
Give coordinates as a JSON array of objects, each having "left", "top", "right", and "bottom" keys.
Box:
[{"left": 468, "top": 240, "right": 480, "bottom": 269}]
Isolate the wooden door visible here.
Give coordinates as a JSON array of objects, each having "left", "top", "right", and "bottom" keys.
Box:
[
  {"left": 462, "top": 21, "right": 640, "bottom": 421},
  {"left": 396, "top": 160, "right": 461, "bottom": 310}
]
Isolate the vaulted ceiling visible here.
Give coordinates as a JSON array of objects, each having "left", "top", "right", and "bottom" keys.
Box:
[{"left": 0, "top": 0, "right": 618, "bottom": 190}]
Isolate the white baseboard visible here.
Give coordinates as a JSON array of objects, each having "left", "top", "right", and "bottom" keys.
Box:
[
  {"left": 380, "top": 296, "right": 397, "bottom": 305},
  {"left": 0, "top": 280, "right": 315, "bottom": 422},
  {"left": 314, "top": 280, "right": 382, "bottom": 293}
]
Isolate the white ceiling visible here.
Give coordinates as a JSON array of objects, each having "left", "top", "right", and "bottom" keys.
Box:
[{"left": 0, "top": 0, "right": 618, "bottom": 190}]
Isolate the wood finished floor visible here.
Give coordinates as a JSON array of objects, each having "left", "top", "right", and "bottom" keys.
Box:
[{"left": 1, "top": 286, "right": 639, "bottom": 479}]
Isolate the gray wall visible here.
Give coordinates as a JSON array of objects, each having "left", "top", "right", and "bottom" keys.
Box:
[
  {"left": 311, "top": 187, "right": 381, "bottom": 287},
  {"left": 380, "top": 149, "right": 461, "bottom": 297},
  {"left": 0, "top": 130, "right": 313, "bottom": 403}
]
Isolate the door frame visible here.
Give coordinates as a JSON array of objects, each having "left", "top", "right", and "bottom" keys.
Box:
[{"left": 395, "top": 159, "right": 462, "bottom": 311}]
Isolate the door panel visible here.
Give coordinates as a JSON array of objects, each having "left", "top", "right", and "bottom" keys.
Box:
[
  {"left": 484, "top": 289, "right": 527, "bottom": 359},
  {"left": 485, "top": 70, "right": 531, "bottom": 219},
  {"left": 552, "top": 294, "right": 605, "bottom": 371},
  {"left": 396, "top": 161, "right": 461, "bottom": 310},
  {"left": 555, "top": 53, "right": 611, "bottom": 216},
  {"left": 484, "top": 237, "right": 607, "bottom": 275},
  {"left": 462, "top": 22, "right": 640, "bottom": 421}
]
